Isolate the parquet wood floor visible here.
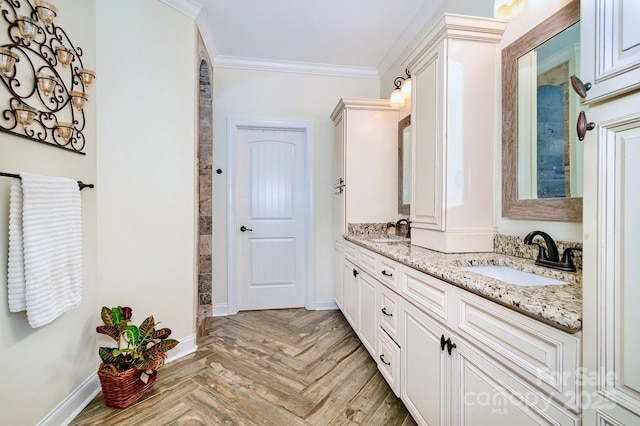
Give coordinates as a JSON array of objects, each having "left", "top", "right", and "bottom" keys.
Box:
[{"left": 72, "top": 309, "right": 417, "bottom": 425}]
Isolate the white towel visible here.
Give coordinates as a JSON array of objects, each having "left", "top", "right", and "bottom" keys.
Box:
[{"left": 7, "top": 173, "right": 83, "bottom": 328}]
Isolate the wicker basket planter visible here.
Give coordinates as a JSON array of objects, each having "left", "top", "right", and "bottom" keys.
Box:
[{"left": 97, "top": 363, "right": 158, "bottom": 408}]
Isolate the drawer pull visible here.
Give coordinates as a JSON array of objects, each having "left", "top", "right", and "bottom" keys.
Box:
[
  {"left": 353, "top": 268, "right": 359, "bottom": 277},
  {"left": 381, "top": 308, "right": 393, "bottom": 317},
  {"left": 446, "top": 338, "right": 457, "bottom": 356},
  {"left": 379, "top": 354, "right": 391, "bottom": 365},
  {"left": 381, "top": 270, "right": 393, "bottom": 277},
  {"left": 440, "top": 335, "right": 447, "bottom": 351}
]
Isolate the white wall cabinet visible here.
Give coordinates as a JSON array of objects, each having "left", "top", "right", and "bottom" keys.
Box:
[
  {"left": 330, "top": 98, "right": 399, "bottom": 242},
  {"left": 403, "top": 15, "right": 506, "bottom": 253},
  {"left": 582, "top": 92, "right": 640, "bottom": 425},
  {"left": 581, "top": 0, "right": 640, "bottom": 103},
  {"left": 581, "top": 1, "right": 640, "bottom": 423}
]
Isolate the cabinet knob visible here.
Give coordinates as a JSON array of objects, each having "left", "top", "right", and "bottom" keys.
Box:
[
  {"left": 446, "top": 339, "right": 457, "bottom": 356},
  {"left": 379, "top": 354, "right": 391, "bottom": 365},
  {"left": 570, "top": 75, "right": 592, "bottom": 98},
  {"left": 353, "top": 268, "right": 359, "bottom": 278},
  {"left": 440, "top": 335, "right": 447, "bottom": 351},
  {"left": 577, "top": 111, "right": 596, "bottom": 141},
  {"left": 381, "top": 307, "right": 393, "bottom": 317}
]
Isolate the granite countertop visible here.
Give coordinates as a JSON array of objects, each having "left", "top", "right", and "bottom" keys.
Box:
[{"left": 344, "top": 235, "right": 582, "bottom": 333}]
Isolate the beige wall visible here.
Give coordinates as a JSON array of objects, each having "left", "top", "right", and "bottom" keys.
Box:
[
  {"left": 212, "top": 68, "right": 379, "bottom": 309},
  {"left": 96, "top": 0, "right": 197, "bottom": 346},
  {"left": 380, "top": 0, "right": 582, "bottom": 242},
  {"left": 0, "top": 1, "right": 98, "bottom": 424}
]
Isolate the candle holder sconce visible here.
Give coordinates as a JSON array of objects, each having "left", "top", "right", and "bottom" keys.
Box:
[{"left": 0, "top": 0, "right": 95, "bottom": 154}]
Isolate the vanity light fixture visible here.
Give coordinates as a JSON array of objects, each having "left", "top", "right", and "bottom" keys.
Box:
[
  {"left": 389, "top": 69, "right": 411, "bottom": 107},
  {"left": 0, "top": 47, "right": 19, "bottom": 75},
  {"left": 36, "top": 72, "right": 57, "bottom": 96},
  {"left": 34, "top": 0, "right": 57, "bottom": 26},
  {"left": 13, "top": 103, "right": 37, "bottom": 128},
  {"left": 70, "top": 90, "right": 88, "bottom": 110},
  {"left": 16, "top": 15, "right": 39, "bottom": 43},
  {"left": 54, "top": 46, "right": 74, "bottom": 67},
  {"left": 494, "top": 0, "right": 528, "bottom": 20}
]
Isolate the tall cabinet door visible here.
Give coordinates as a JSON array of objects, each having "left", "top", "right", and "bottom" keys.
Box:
[
  {"left": 401, "top": 300, "right": 451, "bottom": 426},
  {"left": 342, "top": 258, "right": 358, "bottom": 329},
  {"left": 410, "top": 44, "right": 444, "bottom": 231},
  {"left": 581, "top": 0, "right": 640, "bottom": 102},
  {"left": 333, "top": 114, "right": 346, "bottom": 241},
  {"left": 583, "top": 92, "right": 640, "bottom": 425}
]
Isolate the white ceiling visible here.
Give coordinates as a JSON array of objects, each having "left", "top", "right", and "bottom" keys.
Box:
[{"left": 195, "top": 0, "right": 442, "bottom": 76}]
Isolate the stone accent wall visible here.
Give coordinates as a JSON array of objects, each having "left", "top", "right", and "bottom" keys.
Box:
[{"left": 197, "top": 35, "right": 213, "bottom": 335}]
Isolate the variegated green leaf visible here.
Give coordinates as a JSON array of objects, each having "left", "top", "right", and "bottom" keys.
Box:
[
  {"left": 101, "top": 306, "right": 113, "bottom": 326},
  {"left": 124, "top": 325, "right": 140, "bottom": 346},
  {"left": 99, "top": 347, "right": 122, "bottom": 364},
  {"left": 142, "top": 339, "right": 179, "bottom": 358},
  {"left": 138, "top": 316, "right": 155, "bottom": 346},
  {"left": 110, "top": 306, "right": 123, "bottom": 326}
]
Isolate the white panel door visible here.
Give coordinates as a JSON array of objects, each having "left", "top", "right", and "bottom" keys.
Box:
[{"left": 236, "top": 128, "right": 306, "bottom": 310}]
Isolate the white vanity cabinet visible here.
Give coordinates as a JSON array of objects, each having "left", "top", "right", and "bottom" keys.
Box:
[
  {"left": 403, "top": 15, "right": 506, "bottom": 253},
  {"left": 581, "top": 0, "right": 640, "bottom": 103}
]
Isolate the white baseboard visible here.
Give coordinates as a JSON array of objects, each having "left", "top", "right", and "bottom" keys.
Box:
[
  {"left": 37, "top": 373, "right": 101, "bottom": 426},
  {"left": 212, "top": 303, "right": 229, "bottom": 317},
  {"left": 38, "top": 334, "right": 197, "bottom": 426},
  {"left": 315, "top": 299, "right": 338, "bottom": 311}
]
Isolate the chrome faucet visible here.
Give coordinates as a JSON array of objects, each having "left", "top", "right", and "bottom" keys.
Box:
[
  {"left": 523, "top": 230, "right": 579, "bottom": 272},
  {"left": 395, "top": 218, "right": 411, "bottom": 238}
]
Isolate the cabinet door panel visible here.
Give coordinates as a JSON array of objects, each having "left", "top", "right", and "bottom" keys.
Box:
[
  {"left": 454, "top": 339, "right": 580, "bottom": 426},
  {"left": 411, "top": 45, "right": 443, "bottom": 230},
  {"left": 358, "top": 271, "right": 378, "bottom": 357},
  {"left": 342, "top": 259, "right": 358, "bottom": 328},
  {"left": 334, "top": 242, "right": 344, "bottom": 309},
  {"left": 402, "top": 300, "right": 450, "bottom": 426},
  {"left": 582, "top": 0, "right": 640, "bottom": 101}
]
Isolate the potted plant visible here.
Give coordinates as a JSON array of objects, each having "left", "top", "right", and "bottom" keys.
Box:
[{"left": 96, "top": 306, "right": 179, "bottom": 408}]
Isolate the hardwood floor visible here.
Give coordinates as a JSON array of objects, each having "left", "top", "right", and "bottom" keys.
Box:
[{"left": 73, "top": 309, "right": 417, "bottom": 425}]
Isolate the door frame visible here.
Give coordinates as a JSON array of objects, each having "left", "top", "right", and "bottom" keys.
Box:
[{"left": 226, "top": 118, "right": 315, "bottom": 315}]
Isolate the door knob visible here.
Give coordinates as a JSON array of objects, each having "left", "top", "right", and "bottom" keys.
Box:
[
  {"left": 240, "top": 226, "right": 253, "bottom": 232},
  {"left": 577, "top": 111, "right": 595, "bottom": 141}
]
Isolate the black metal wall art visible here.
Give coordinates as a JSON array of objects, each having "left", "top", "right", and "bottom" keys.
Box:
[{"left": 0, "top": 0, "right": 95, "bottom": 154}]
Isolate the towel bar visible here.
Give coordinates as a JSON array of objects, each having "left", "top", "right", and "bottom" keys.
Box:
[{"left": 0, "top": 172, "right": 94, "bottom": 190}]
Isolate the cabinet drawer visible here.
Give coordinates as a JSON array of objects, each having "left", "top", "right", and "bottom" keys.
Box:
[
  {"left": 377, "top": 328, "right": 401, "bottom": 397},
  {"left": 402, "top": 267, "right": 452, "bottom": 323},
  {"left": 357, "top": 246, "right": 377, "bottom": 276},
  {"left": 378, "top": 284, "right": 401, "bottom": 343},
  {"left": 377, "top": 256, "right": 400, "bottom": 291},
  {"left": 344, "top": 241, "right": 357, "bottom": 262},
  {"left": 455, "top": 291, "right": 581, "bottom": 413}
]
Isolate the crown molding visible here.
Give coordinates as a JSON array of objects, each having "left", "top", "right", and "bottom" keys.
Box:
[
  {"left": 195, "top": 9, "right": 218, "bottom": 59},
  {"left": 377, "top": 0, "right": 444, "bottom": 77},
  {"left": 214, "top": 55, "right": 379, "bottom": 79},
  {"left": 158, "top": 0, "right": 202, "bottom": 19}
]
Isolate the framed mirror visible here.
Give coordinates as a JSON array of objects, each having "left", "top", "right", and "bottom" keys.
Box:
[
  {"left": 502, "top": 0, "right": 582, "bottom": 221},
  {"left": 398, "top": 115, "right": 411, "bottom": 215}
]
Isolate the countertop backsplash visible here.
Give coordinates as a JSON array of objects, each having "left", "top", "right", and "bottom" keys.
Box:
[
  {"left": 493, "top": 233, "right": 583, "bottom": 271},
  {"left": 346, "top": 223, "right": 583, "bottom": 272}
]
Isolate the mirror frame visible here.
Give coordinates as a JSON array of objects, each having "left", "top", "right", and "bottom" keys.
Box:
[
  {"left": 398, "top": 114, "right": 411, "bottom": 215},
  {"left": 502, "top": 0, "right": 582, "bottom": 221}
]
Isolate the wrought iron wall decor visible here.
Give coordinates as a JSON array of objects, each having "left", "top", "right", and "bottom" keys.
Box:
[{"left": 0, "top": 0, "right": 95, "bottom": 154}]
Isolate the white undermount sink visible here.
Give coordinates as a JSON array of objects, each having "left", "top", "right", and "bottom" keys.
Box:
[
  {"left": 463, "top": 265, "right": 568, "bottom": 287},
  {"left": 370, "top": 237, "right": 406, "bottom": 243}
]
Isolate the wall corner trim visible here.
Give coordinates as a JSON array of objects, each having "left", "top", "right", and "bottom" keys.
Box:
[
  {"left": 158, "top": 0, "right": 202, "bottom": 19},
  {"left": 38, "top": 334, "right": 197, "bottom": 425}
]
